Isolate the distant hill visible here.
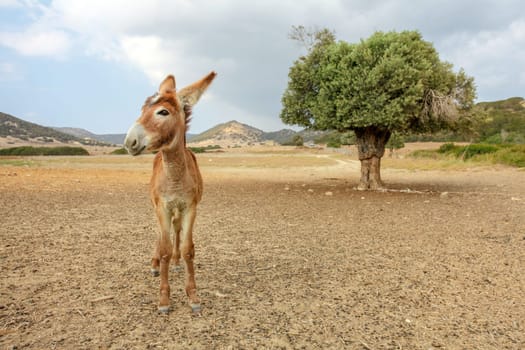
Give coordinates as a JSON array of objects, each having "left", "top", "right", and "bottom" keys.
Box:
[
  {"left": 94, "top": 133, "right": 126, "bottom": 145},
  {"left": 52, "top": 127, "right": 98, "bottom": 139},
  {"left": 476, "top": 97, "right": 525, "bottom": 143},
  {"left": 1, "top": 112, "right": 86, "bottom": 144},
  {"left": 189, "top": 120, "right": 265, "bottom": 145},
  {"left": 8, "top": 97, "right": 521, "bottom": 150},
  {"left": 263, "top": 129, "right": 297, "bottom": 144},
  {"left": 54, "top": 127, "right": 126, "bottom": 145},
  {"left": 187, "top": 120, "right": 333, "bottom": 146}
]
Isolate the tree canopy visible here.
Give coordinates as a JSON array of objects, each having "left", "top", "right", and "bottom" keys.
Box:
[
  {"left": 281, "top": 30, "right": 476, "bottom": 134},
  {"left": 281, "top": 29, "right": 476, "bottom": 190}
]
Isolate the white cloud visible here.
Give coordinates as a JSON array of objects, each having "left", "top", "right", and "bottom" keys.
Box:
[
  {"left": 0, "top": 29, "right": 70, "bottom": 57},
  {"left": 1, "top": 0, "right": 524, "bottom": 131},
  {"left": 438, "top": 19, "right": 525, "bottom": 100},
  {"left": 0, "top": 0, "right": 21, "bottom": 7}
]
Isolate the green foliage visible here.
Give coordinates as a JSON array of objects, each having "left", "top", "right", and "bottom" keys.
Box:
[
  {"left": 386, "top": 133, "right": 405, "bottom": 151},
  {"left": 189, "top": 145, "right": 222, "bottom": 153},
  {"left": 437, "top": 142, "right": 459, "bottom": 154},
  {"left": 110, "top": 148, "right": 128, "bottom": 155},
  {"left": 340, "top": 131, "right": 356, "bottom": 145},
  {"left": 312, "top": 131, "right": 339, "bottom": 145},
  {"left": 0, "top": 146, "right": 89, "bottom": 156},
  {"left": 326, "top": 133, "right": 341, "bottom": 148},
  {"left": 438, "top": 143, "right": 499, "bottom": 159},
  {"left": 414, "top": 143, "right": 525, "bottom": 167},
  {"left": 476, "top": 97, "right": 525, "bottom": 144},
  {"left": 292, "top": 135, "right": 304, "bottom": 146},
  {"left": 281, "top": 29, "right": 476, "bottom": 135},
  {"left": 495, "top": 144, "right": 525, "bottom": 167}
]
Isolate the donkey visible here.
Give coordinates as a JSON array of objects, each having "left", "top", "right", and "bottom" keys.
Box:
[{"left": 124, "top": 71, "right": 216, "bottom": 313}]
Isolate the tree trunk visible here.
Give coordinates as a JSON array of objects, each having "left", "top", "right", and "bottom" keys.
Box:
[{"left": 355, "top": 126, "right": 391, "bottom": 190}]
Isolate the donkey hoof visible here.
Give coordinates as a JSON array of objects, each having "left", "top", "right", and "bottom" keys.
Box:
[
  {"left": 158, "top": 305, "right": 170, "bottom": 314},
  {"left": 150, "top": 268, "right": 160, "bottom": 277},
  {"left": 190, "top": 303, "right": 201, "bottom": 314}
]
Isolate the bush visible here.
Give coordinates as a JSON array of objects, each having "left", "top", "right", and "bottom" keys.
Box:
[
  {"left": 0, "top": 146, "right": 89, "bottom": 156},
  {"left": 460, "top": 144, "right": 499, "bottom": 159},
  {"left": 110, "top": 148, "right": 128, "bottom": 155},
  {"left": 340, "top": 132, "right": 355, "bottom": 145},
  {"left": 437, "top": 143, "right": 460, "bottom": 154},
  {"left": 292, "top": 135, "right": 304, "bottom": 146},
  {"left": 386, "top": 133, "right": 405, "bottom": 154},
  {"left": 189, "top": 147, "right": 206, "bottom": 153},
  {"left": 494, "top": 144, "right": 525, "bottom": 167},
  {"left": 189, "top": 145, "right": 223, "bottom": 153},
  {"left": 412, "top": 143, "right": 525, "bottom": 167},
  {"left": 437, "top": 143, "right": 499, "bottom": 160},
  {"left": 325, "top": 133, "right": 342, "bottom": 148},
  {"left": 281, "top": 135, "right": 304, "bottom": 146}
]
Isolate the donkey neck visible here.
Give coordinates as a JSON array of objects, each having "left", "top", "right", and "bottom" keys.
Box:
[{"left": 160, "top": 136, "right": 188, "bottom": 181}]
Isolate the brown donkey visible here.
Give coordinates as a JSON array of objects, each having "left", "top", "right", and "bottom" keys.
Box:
[{"left": 124, "top": 71, "right": 216, "bottom": 313}]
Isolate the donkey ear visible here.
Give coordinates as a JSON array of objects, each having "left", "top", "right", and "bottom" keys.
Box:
[
  {"left": 159, "top": 75, "right": 176, "bottom": 94},
  {"left": 178, "top": 71, "right": 217, "bottom": 107}
]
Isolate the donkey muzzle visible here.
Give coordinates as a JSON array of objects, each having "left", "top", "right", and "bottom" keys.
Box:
[{"left": 124, "top": 123, "right": 147, "bottom": 156}]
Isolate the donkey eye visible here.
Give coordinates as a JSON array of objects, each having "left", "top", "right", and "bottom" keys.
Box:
[{"left": 157, "top": 109, "right": 170, "bottom": 116}]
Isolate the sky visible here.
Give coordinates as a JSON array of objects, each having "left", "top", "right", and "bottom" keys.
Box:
[{"left": 0, "top": 0, "right": 524, "bottom": 134}]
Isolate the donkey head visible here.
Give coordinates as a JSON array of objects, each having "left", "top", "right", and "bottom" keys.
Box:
[{"left": 125, "top": 71, "right": 217, "bottom": 156}]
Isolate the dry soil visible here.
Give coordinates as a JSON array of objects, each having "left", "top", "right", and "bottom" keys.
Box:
[{"left": 1, "top": 149, "right": 524, "bottom": 349}]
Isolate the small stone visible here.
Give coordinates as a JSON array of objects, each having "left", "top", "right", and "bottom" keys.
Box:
[
  {"left": 325, "top": 191, "right": 333, "bottom": 196},
  {"left": 440, "top": 192, "right": 449, "bottom": 198},
  {"left": 284, "top": 186, "right": 290, "bottom": 191},
  {"left": 307, "top": 189, "right": 314, "bottom": 193}
]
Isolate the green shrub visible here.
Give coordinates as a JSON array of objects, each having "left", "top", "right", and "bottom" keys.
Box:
[
  {"left": 437, "top": 143, "right": 499, "bottom": 160},
  {"left": 494, "top": 145, "right": 525, "bottom": 167},
  {"left": 411, "top": 143, "right": 525, "bottom": 167},
  {"left": 110, "top": 148, "right": 128, "bottom": 155},
  {"left": 325, "top": 133, "right": 342, "bottom": 148},
  {"left": 437, "top": 143, "right": 460, "bottom": 154},
  {"left": 460, "top": 144, "right": 499, "bottom": 159},
  {"left": 386, "top": 133, "right": 405, "bottom": 153},
  {"left": 189, "top": 147, "right": 206, "bottom": 153},
  {"left": 0, "top": 146, "right": 89, "bottom": 156}
]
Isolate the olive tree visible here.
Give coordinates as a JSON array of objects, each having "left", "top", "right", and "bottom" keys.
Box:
[{"left": 281, "top": 29, "right": 476, "bottom": 189}]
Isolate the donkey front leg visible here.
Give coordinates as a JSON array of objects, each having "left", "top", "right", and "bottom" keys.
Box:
[
  {"left": 155, "top": 205, "right": 173, "bottom": 313},
  {"left": 171, "top": 217, "right": 183, "bottom": 272},
  {"left": 181, "top": 207, "right": 200, "bottom": 313}
]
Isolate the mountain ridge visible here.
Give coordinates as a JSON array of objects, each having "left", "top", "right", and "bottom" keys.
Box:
[
  {"left": 3, "top": 96, "right": 524, "bottom": 148},
  {"left": 0, "top": 112, "right": 109, "bottom": 146}
]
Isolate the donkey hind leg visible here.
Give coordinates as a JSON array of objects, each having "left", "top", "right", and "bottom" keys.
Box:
[
  {"left": 155, "top": 205, "right": 174, "bottom": 314},
  {"left": 151, "top": 238, "right": 161, "bottom": 277},
  {"left": 171, "top": 216, "right": 183, "bottom": 272},
  {"left": 181, "top": 208, "right": 200, "bottom": 313}
]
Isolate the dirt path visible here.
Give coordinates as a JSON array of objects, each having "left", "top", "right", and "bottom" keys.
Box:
[{"left": 1, "top": 153, "right": 524, "bottom": 349}]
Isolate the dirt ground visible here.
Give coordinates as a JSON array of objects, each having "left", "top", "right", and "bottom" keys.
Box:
[{"left": 1, "top": 148, "right": 524, "bottom": 349}]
